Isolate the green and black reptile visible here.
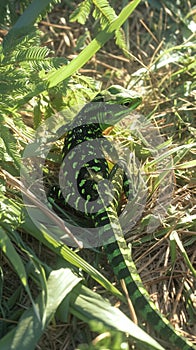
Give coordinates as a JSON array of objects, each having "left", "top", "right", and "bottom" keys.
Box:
[{"left": 48, "top": 86, "right": 195, "bottom": 350}]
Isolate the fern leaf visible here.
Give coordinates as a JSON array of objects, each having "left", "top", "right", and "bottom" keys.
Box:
[
  {"left": 92, "top": 0, "right": 117, "bottom": 28},
  {"left": 3, "top": 25, "right": 40, "bottom": 54},
  {"left": 15, "top": 47, "right": 50, "bottom": 62},
  {"left": 69, "top": 0, "right": 92, "bottom": 25}
]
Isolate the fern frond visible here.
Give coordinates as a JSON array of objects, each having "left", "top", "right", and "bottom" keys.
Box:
[
  {"left": 14, "top": 47, "right": 50, "bottom": 63},
  {"left": 92, "top": 0, "right": 117, "bottom": 28},
  {"left": 70, "top": 0, "right": 117, "bottom": 28},
  {"left": 3, "top": 25, "right": 41, "bottom": 54},
  {"left": 69, "top": 0, "right": 127, "bottom": 53},
  {"left": 31, "top": 56, "right": 68, "bottom": 72},
  {"left": 0, "top": 26, "right": 69, "bottom": 112},
  {"left": 69, "top": 0, "right": 92, "bottom": 25}
]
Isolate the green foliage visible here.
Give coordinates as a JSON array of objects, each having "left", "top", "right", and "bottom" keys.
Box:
[
  {"left": 131, "top": 1, "right": 195, "bottom": 144},
  {"left": 0, "top": 121, "right": 21, "bottom": 174},
  {"left": 0, "top": 1, "right": 150, "bottom": 349},
  {"left": 70, "top": 0, "right": 127, "bottom": 53},
  {"left": 0, "top": 0, "right": 30, "bottom": 25},
  {"left": 70, "top": 0, "right": 117, "bottom": 26},
  {"left": 0, "top": 0, "right": 195, "bottom": 349},
  {"left": 0, "top": 24, "right": 72, "bottom": 113},
  {"left": 146, "top": 0, "right": 194, "bottom": 42},
  {"left": 69, "top": 0, "right": 92, "bottom": 24},
  {"left": 0, "top": 267, "right": 81, "bottom": 350},
  {"left": 0, "top": 0, "right": 61, "bottom": 27},
  {"left": 0, "top": 1, "right": 138, "bottom": 114}
]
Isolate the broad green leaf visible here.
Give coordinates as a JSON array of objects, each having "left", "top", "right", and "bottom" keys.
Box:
[{"left": 65, "top": 284, "right": 165, "bottom": 350}]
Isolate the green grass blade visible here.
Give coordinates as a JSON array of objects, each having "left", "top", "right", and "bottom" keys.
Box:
[
  {"left": 170, "top": 231, "right": 196, "bottom": 277},
  {"left": 175, "top": 159, "right": 196, "bottom": 169},
  {"left": 148, "top": 143, "right": 196, "bottom": 168}
]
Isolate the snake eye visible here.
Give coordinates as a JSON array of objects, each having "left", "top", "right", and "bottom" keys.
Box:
[
  {"left": 122, "top": 101, "right": 131, "bottom": 107},
  {"left": 121, "top": 98, "right": 133, "bottom": 107}
]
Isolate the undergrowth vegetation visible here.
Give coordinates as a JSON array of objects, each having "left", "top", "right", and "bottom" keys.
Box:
[{"left": 0, "top": 1, "right": 195, "bottom": 349}]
